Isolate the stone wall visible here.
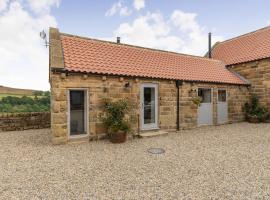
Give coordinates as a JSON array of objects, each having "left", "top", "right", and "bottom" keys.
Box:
[
  {"left": 178, "top": 82, "right": 250, "bottom": 129},
  {"left": 229, "top": 58, "right": 270, "bottom": 108},
  {"left": 0, "top": 112, "right": 50, "bottom": 132},
  {"left": 50, "top": 72, "right": 249, "bottom": 144},
  {"left": 50, "top": 72, "right": 178, "bottom": 144}
]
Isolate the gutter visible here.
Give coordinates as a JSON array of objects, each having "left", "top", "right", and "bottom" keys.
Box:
[
  {"left": 230, "top": 71, "right": 251, "bottom": 85},
  {"left": 51, "top": 68, "right": 248, "bottom": 86},
  {"left": 175, "top": 80, "right": 182, "bottom": 131}
]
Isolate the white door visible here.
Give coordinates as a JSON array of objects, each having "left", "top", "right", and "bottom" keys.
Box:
[
  {"left": 141, "top": 84, "right": 158, "bottom": 130},
  {"left": 217, "top": 89, "right": 228, "bottom": 124},
  {"left": 198, "top": 88, "right": 213, "bottom": 126}
]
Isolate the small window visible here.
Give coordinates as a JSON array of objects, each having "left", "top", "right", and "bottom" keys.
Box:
[
  {"left": 198, "top": 88, "right": 212, "bottom": 103},
  {"left": 218, "top": 90, "right": 227, "bottom": 102}
]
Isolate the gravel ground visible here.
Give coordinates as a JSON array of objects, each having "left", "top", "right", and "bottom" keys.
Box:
[{"left": 0, "top": 123, "right": 270, "bottom": 200}]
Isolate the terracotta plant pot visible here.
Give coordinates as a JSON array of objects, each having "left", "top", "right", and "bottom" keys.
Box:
[
  {"left": 247, "top": 115, "right": 260, "bottom": 123},
  {"left": 109, "top": 131, "right": 127, "bottom": 143},
  {"left": 264, "top": 119, "right": 270, "bottom": 123}
]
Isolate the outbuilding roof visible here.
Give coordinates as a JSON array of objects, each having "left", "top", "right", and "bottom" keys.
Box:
[
  {"left": 211, "top": 26, "right": 270, "bottom": 66},
  {"left": 59, "top": 33, "right": 247, "bottom": 85}
]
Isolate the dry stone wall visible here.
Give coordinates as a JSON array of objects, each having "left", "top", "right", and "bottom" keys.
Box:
[{"left": 0, "top": 112, "right": 50, "bottom": 132}]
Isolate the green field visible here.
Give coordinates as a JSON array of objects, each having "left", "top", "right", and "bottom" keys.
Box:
[
  {"left": 0, "top": 93, "right": 25, "bottom": 100},
  {"left": 0, "top": 86, "right": 50, "bottom": 113},
  {"left": 0, "top": 94, "right": 50, "bottom": 113},
  {"left": 0, "top": 94, "right": 41, "bottom": 100}
]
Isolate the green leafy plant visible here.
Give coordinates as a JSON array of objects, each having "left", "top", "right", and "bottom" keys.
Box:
[
  {"left": 102, "top": 99, "right": 131, "bottom": 136},
  {"left": 243, "top": 94, "right": 269, "bottom": 123},
  {"left": 192, "top": 96, "right": 202, "bottom": 106}
]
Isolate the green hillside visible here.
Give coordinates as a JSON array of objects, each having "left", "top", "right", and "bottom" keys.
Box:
[
  {"left": 0, "top": 86, "right": 50, "bottom": 113},
  {"left": 0, "top": 85, "right": 39, "bottom": 96}
]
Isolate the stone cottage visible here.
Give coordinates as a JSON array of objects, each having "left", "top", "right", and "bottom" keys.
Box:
[
  {"left": 211, "top": 26, "right": 270, "bottom": 109},
  {"left": 49, "top": 27, "right": 251, "bottom": 145}
]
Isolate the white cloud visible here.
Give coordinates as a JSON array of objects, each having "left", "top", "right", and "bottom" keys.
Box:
[
  {"left": 133, "top": 0, "right": 145, "bottom": 10},
  {"left": 110, "top": 10, "right": 222, "bottom": 56},
  {"left": 0, "top": 0, "right": 9, "bottom": 12},
  {"left": 170, "top": 10, "right": 223, "bottom": 55},
  {"left": 171, "top": 10, "right": 200, "bottom": 33},
  {"left": 0, "top": 1, "right": 58, "bottom": 90},
  {"left": 106, "top": 1, "right": 132, "bottom": 17},
  {"left": 27, "top": 0, "right": 60, "bottom": 14},
  {"left": 112, "top": 12, "right": 183, "bottom": 52},
  {"left": 267, "top": 20, "right": 270, "bottom": 25}
]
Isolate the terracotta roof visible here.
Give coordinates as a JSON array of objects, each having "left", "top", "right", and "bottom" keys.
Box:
[
  {"left": 212, "top": 26, "right": 270, "bottom": 66},
  {"left": 60, "top": 33, "right": 247, "bottom": 85}
]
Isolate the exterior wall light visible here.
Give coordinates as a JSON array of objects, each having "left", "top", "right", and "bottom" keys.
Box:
[{"left": 124, "top": 82, "right": 131, "bottom": 88}]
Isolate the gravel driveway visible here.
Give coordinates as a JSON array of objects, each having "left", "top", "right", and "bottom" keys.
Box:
[{"left": 0, "top": 123, "right": 270, "bottom": 199}]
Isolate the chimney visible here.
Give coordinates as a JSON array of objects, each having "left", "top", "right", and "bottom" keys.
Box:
[
  {"left": 117, "top": 37, "right": 121, "bottom": 44},
  {"left": 208, "top": 32, "right": 212, "bottom": 58}
]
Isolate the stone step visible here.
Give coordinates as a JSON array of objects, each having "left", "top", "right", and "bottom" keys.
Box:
[
  {"left": 68, "top": 136, "right": 89, "bottom": 144},
  {"left": 139, "top": 130, "right": 168, "bottom": 138}
]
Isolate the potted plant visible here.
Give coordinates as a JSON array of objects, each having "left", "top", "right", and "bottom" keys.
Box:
[
  {"left": 243, "top": 94, "right": 269, "bottom": 123},
  {"left": 192, "top": 96, "right": 202, "bottom": 107},
  {"left": 102, "top": 99, "right": 131, "bottom": 143}
]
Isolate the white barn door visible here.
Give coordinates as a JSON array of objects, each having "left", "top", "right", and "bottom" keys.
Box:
[
  {"left": 217, "top": 89, "right": 228, "bottom": 124},
  {"left": 198, "top": 88, "right": 213, "bottom": 126}
]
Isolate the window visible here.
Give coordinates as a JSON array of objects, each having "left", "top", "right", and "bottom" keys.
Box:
[
  {"left": 198, "top": 88, "right": 212, "bottom": 103},
  {"left": 218, "top": 90, "right": 227, "bottom": 102}
]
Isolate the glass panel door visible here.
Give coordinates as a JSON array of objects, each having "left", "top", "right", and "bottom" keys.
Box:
[
  {"left": 69, "top": 90, "right": 86, "bottom": 136},
  {"left": 141, "top": 84, "right": 158, "bottom": 130},
  {"left": 144, "top": 87, "right": 156, "bottom": 124}
]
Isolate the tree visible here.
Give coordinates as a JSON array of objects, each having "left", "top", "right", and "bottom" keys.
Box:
[
  {"left": 0, "top": 95, "right": 50, "bottom": 113},
  {"left": 44, "top": 91, "right": 50, "bottom": 97},
  {"left": 33, "top": 91, "right": 43, "bottom": 98}
]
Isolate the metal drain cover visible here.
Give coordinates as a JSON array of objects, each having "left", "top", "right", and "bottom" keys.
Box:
[{"left": 147, "top": 148, "right": 165, "bottom": 154}]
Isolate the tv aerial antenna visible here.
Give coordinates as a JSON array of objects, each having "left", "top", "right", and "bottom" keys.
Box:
[{"left": 40, "top": 30, "right": 49, "bottom": 48}]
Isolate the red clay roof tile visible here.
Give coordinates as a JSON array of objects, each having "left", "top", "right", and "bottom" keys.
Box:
[
  {"left": 212, "top": 26, "right": 270, "bottom": 66},
  {"left": 60, "top": 33, "right": 247, "bottom": 85}
]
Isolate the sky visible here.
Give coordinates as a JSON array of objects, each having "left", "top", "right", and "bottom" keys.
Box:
[{"left": 0, "top": 0, "right": 270, "bottom": 90}]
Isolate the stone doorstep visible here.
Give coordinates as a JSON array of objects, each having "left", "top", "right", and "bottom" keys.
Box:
[
  {"left": 138, "top": 130, "right": 169, "bottom": 138},
  {"left": 68, "top": 135, "right": 90, "bottom": 144}
]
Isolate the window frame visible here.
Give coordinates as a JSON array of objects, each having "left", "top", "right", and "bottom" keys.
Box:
[
  {"left": 218, "top": 89, "right": 227, "bottom": 103},
  {"left": 67, "top": 88, "right": 89, "bottom": 139},
  {"left": 198, "top": 88, "right": 213, "bottom": 103}
]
